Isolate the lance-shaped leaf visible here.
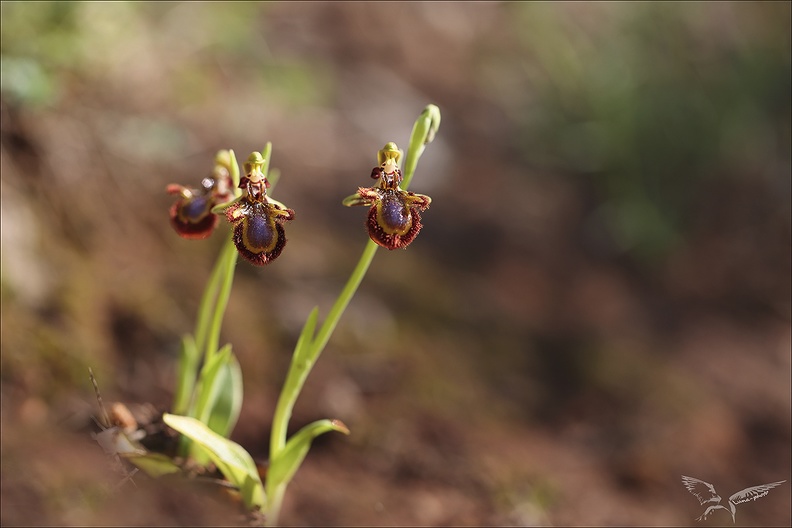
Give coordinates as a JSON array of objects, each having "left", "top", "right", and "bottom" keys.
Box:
[
  {"left": 293, "top": 306, "right": 319, "bottom": 365},
  {"left": 193, "top": 344, "right": 239, "bottom": 430},
  {"left": 173, "top": 334, "right": 199, "bottom": 415},
  {"left": 268, "top": 419, "right": 349, "bottom": 490},
  {"left": 206, "top": 349, "right": 243, "bottom": 438},
  {"left": 270, "top": 307, "right": 319, "bottom": 455},
  {"left": 183, "top": 344, "right": 242, "bottom": 462},
  {"left": 125, "top": 452, "right": 182, "bottom": 478},
  {"left": 163, "top": 413, "right": 266, "bottom": 511},
  {"left": 93, "top": 427, "right": 182, "bottom": 478}
]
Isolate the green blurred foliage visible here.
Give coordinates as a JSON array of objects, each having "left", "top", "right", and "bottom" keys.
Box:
[
  {"left": 0, "top": 2, "right": 332, "bottom": 110},
  {"left": 0, "top": 56, "right": 57, "bottom": 107},
  {"left": 485, "top": 3, "right": 791, "bottom": 262}
]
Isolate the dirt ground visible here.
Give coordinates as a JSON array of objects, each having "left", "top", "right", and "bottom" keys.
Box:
[{"left": 1, "top": 3, "right": 790, "bottom": 526}]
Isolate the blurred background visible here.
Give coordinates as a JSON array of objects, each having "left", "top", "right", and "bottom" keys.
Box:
[{"left": 1, "top": 2, "right": 790, "bottom": 526}]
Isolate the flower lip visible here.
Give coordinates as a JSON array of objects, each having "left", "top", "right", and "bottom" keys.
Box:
[
  {"left": 345, "top": 142, "right": 432, "bottom": 249},
  {"left": 223, "top": 154, "right": 295, "bottom": 266},
  {"left": 166, "top": 157, "right": 234, "bottom": 240},
  {"left": 349, "top": 184, "right": 431, "bottom": 250},
  {"left": 167, "top": 183, "right": 222, "bottom": 239},
  {"left": 225, "top": 199, "right": 295, "bottom": 266},
  {"left": 366, "top": 197, "right": 422, "bottom": 250},
  {"left": 181, "top": 194, "right": 212, "bottom": 221},
  {"left": 378, "top": 191, "right": 412, "bottom": 234},
  {"left": 242, "top": 203, "right": 277, "bottom": 251},
  {"left": 169, "top": 202, "right": 218, "bottom": 239}
]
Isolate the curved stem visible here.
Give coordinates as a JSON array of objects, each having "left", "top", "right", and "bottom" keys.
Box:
[
  {"left": 204, "top": 240, "right": 238, "bottom": 364},
  {"left": 269, "top": 240, "right": 378, "bottom": 456},
  {"left": 265, "top": 105, "right": 439, "bottom": 525},
  {"left": 194, "top": 239, "right": 232, "bottom": 354},
  {"left": 267, "top": 239, "right": 377, "bottom": 525},
  {"left": 310, "top": 240, "right": 379, "bottom": 363}
]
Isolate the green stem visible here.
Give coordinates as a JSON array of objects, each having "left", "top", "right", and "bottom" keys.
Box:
[
  {"left": 267, "top": 484, "right": 287, "bottom": 527},
  {"left": 204, "top": 240, "right": 238, "bottom": 365},
  {"left": 269, "top": 240, "right": 378, "bottom": 456},
  {"left": 306, "top": 111, "right": 432, "bottom": 365},
  {"left": 265, "top": 105, "right": 439, "bottom": 525},
  {"left": 194, "top": 240, "right": 231, "bottom": 355},
  {"left": 261, "top": 143, "right": 273, "bottom": 188},
  {"left": 194, "top": 149, "right": 242, "bottom": 355},
  {"left": 310, "top": 241, "right": 379, "bottom": 367},
  {"left": 401, "top": 145, "right": 424, "bottom": 191}
]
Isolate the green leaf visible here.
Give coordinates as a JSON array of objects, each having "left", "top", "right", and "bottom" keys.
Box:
[
  {"left": 293, "top": 307, "right": 319, "bottom": 365},
  {"left": 173, "top": 334, "right": 199, "bottom": 415},
  {"left": 194, "top": 239, "right": 236, "bottom": 354},
  {"left": 194, "top": 344, "right": 235, "bottom": 429},
  {"left": 260, "top": 143, "right": 272, "bottom": 181},
  {"left": 163, "top": 413, "right": 266, "bottom": 510},
  {"left": 93, "top": 427, "right": 182, "bottom": 478},
  {"left": 229, "top": 149, "right": 240, "bottom": 192},
  {"left": 206, "top": 349, "right": 243, "bottom": 438},
  {"left": 267, "top": 167, "right": 281, "bottom": 191},
  {"left": 204, "top": 245, "right": 239, "bottom": 365},
  {"left": 124, "top": 452, "right": 182, "bottom": 478},
  {"left": 268, "top": 419, "right": 349, "bottom": 489},
  {"left": 269, "top": 307, "right": 320, "bottom": 456}
]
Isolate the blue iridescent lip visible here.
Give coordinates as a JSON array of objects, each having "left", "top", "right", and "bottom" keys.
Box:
[
  {"left": 166, "top": 158, "right": 234, "bottom": 241},
  {"left": 379, "top": 193, "right": 411, "bottom": 233},
  {"left": 365, "top": 191, "right": 425, "bottom": 250},
  {"left": 167, "top": 180, "right": 232, "bottom": 240},
  {"left": 343, "top": 157, "right": 432, "bottom": 250},
  {"left": 225, "top": 197, "right": 295, "bottom": 267},
  {"left": 181, "top": 195, "right": 211, "bottom": 222},
  {"left": 246, "top": 211, "right": 275, "bottom": 250}
]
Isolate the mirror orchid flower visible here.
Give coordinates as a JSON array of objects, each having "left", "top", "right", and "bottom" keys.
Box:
[
  {"left": 216, "top": 152, "right": 295, "bottom": 266},
  {"left": 166, "top": 151, "right": 234, "bottom": 239},
  {"left": 343, "top": 142, "right": 431, "bottom": 250}
]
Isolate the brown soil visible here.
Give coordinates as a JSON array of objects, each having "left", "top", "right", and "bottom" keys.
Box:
[{"left": 1, "top": 3, "right": 790, "bottom": 526}]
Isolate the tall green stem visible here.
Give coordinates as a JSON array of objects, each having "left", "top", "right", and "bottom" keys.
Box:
[
  {"left": 194, "top": 237, "right": 234, "bottom": 357},
  {"left": 204, "top": 240, "right": 238, "bottom": 364},
  {"left": 269, "top": 240, "right": 378, "bottom": 456},
  {"left": 266, "top": 105, "right": 439, "bottom": 526}
]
